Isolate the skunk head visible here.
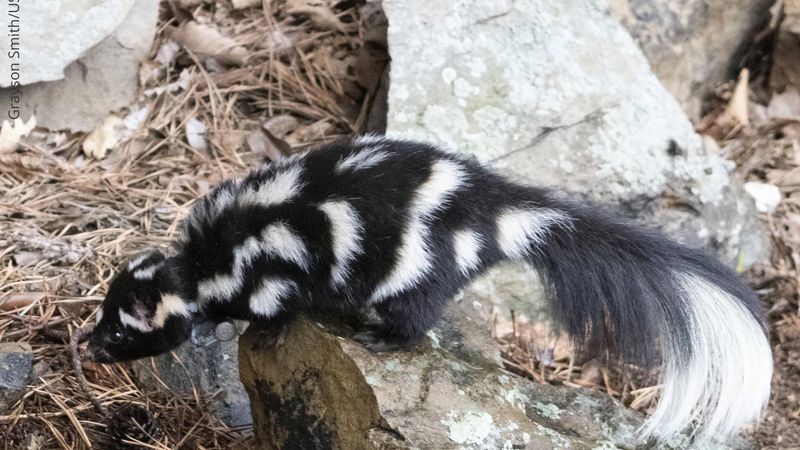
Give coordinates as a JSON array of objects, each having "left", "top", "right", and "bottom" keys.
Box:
[{"left": 88, "top": 250, "right": 192, "bottom": 363}]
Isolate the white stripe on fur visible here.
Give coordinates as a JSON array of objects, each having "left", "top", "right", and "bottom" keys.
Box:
[
  {"left": 238, "top": 165, "right": 304, "bottom": 208},
  {"left": 152, "top": 293, "right": 191, "bottom": 329},
  {"left": 318, "top": 200, "right": 363, "bottom": 289},
  {"left": 95, "top": 307, "right": 103, "bottom": 324},
  {"left": 197, "top": 223, "right": 308, "bottom": 303},
  {"left": 249, "top": 278, "right": 296, "bottom": 317},
  {"left": 260, "top": 222, "right": 311, "bottom": 272},
  {"left": 453, "top": 229, "right": 483, "bottom": 276},
  {"left": 370, "top": 159, "right": 467, "bottom": 302},
  {"left": 273, "top": 150, "right": 310, "bottom": 169},
  {"left": 198, "top": 236, "right": 262, "bottom": 302},
  {"left": 353, "top": 133, "right": 385, "bottom": 146},
  {"left": 336, "top": 146, "right": 390, "bottom": 173},
  {"left": 638, "top": 272, "right": 772, "bottom": 444},
  {"left": 496, "top": 208, "right": 572, "bottom": 259},
  {"left": 210, "top": 181, "right": 240, "bottom": 218}
]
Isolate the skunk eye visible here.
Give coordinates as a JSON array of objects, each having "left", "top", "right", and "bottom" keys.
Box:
[{"left": 109, "top": 330, "right": 124, "bottom": 344}]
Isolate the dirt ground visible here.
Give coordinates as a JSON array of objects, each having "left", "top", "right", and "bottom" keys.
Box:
[{"left": 0, "top": 1, "right": 798, "bottom": 449}]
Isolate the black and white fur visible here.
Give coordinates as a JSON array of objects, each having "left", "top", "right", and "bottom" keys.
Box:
[{"left": 88, "top": 135, "right": 772, "bottom": 445}]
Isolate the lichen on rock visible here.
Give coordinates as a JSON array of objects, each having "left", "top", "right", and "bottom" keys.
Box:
[{"left": 238, "top": 305, "right": 647, "bottom": 449}]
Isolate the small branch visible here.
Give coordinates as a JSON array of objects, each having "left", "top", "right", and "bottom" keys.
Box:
[{"left": 70, "top": 326, "right": 108, "bottom": 417}]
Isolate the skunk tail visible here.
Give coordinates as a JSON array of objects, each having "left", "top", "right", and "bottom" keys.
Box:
[{"left": 499, "top": 187, "right": 772, "bottom": 444}]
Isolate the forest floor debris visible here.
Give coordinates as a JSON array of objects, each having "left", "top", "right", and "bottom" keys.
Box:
[{"left": 0, "top": 0, "right": 798, "bottom": 448}]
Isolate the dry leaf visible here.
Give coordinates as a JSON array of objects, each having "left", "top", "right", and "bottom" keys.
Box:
[
  {"left": 173, "top": 21, "right": 248, "bottom": 66},
  {"left": 156, "top": 40, "right": 181, "bottom": 66},
  {"left": 139, "top": 60, "right": 162, "bottom": 87},
  {"left": 0, "top": 151, "right": 44, "bottom": 169},
  {"left": 232, "top": 0, "right": 261, "bottom": 8},
  {"left": 82, "top": 115, "right": 126, "bottom": 160},
  {"left": 218, "top": 129, "right": 247, "bottom": 152},
  {"left": 185, "top": 117, "right": 208, "bottom": 152},
  {"left": 247, "top": 129, "right": 287, "bottom": 161},
  {"left": 286, "top": 0, "right": 347, "bottom": 32},
  {"left": 259, "top": 28, "right": 299, "bottom": 55},
  {"left": 144, "top": 68, "right": 193, "bottom": 97},
  {"left": 177, "top": 0, "right": 203, "bottom": 7},
  {"left": 286, "top": 119, "right": 336, "bottom": 144},
  {"left": 0, "top": 292, "right": 46, "bottom": 311},
  {"left": 718, "top": 69, "right": 750, "bottom": 127},
  {"left": 123, "top": 106, "right": 151, "bottom": 131},
  {"left": 777, "top": 166, "right": 800, "bottom": 187},
  {"left": 0, "top": 115, "right": 37, "bottom": 153},
  {"left": 12, "top": 251, "right": 43, "bottom": 266},
  {"left": 99, "top": 138, "right": 152, "bottom": 171},
  {"left": 263, "top": 115, "right": 299, "bottom": 138},
  {"left": 768, "top": 87, "right": 800, "bottom": 119}
]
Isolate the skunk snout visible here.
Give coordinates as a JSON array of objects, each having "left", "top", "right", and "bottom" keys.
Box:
[{"left": 86, "top": 336, "right": 115, "bottom": 364}]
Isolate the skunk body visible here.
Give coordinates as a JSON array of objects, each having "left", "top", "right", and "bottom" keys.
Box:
[{"left": 89, "top": 136, "right": 772, "bottom": 445}]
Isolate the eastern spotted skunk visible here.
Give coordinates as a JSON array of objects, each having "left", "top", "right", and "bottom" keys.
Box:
[{"left": 88, "top": 135, "right": 772, "bottom": 444}]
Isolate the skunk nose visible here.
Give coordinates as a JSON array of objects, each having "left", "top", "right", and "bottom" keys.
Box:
[{"left": 86, "top": 344, "right": 114, "bottom": 363}]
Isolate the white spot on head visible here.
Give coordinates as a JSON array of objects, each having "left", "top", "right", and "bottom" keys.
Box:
[
  {"left": 197, "top": 222, "right": 308, "bottom": 303},
  {"left": 248, "top": 278, "right": 296, "bottom": 317},
  {"left": 336, "top": 146, "right": 390, "bottom": 173},
  {"left": 453, "top": 229, "right": 483, "bottom": 276},
  {"left": 95, "top": 307, "right": 104, "bottom": 324},
  {"left": 318, "top": 200, "right": 364, "bottom": 289},
  {"left": 127, "top": 253, "right": 152, "bottom": 271},
  {"left": 371, "top": 159, "right": 467, "bottom": 302},
  {"left": 119, "top": 308, "right": 152, "bottom": 333},
  {"left": 638, "top": 272, "right": 772, "bottom": 444},
  {"left": 238, "top": 165, "right": 304, "bottom": 208},
  {"left": 133, "top": 260, "right": 165, "bottom": 281},
  {"left": 496, "top": 208, "right": 572, "bottom": 259}
]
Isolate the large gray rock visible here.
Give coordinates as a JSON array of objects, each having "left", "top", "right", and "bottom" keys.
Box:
[
  {"left": 0, "top": 343, "right": 34, "bottom": 413},
  {"left": 609, "top": 0, "right": 773, "bottom": 119},
  {"left": 239, "top": 307, "right": 649, "bottom": 449},
  {"left": 132, "top": 320, "right": 252, "bottom": 428},
  {"left": 0, "top": 0, "right": 135, "bottom": 87},
  {"left": 0, "top": 0, "right": 159, "bottom": 131},
  {"left": 383, "top": 0, "right": 768, "bottom": 322}
]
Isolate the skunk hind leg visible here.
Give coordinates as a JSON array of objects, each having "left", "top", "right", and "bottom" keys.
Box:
[{"left": 355, "top": 282, "right": 455, "bottom": 352}]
